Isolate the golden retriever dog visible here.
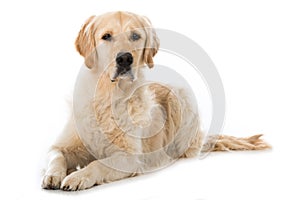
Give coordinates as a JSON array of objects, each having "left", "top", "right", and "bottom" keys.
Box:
[{"left": 42, "top": 11, "right": 270, "bottom": 191}]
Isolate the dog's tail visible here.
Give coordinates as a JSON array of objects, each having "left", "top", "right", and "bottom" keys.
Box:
[{"left": 201, "top": 134, "right": 271, "bottom": 152}]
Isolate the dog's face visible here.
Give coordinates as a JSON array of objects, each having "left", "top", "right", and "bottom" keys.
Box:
[{"left": 75, "top": 11, "right": 160, "bottom": 82}]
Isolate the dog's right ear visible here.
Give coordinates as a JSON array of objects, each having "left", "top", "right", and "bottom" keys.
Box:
[
  {"left": 75, "top": 15, "right": 97, "bottom": 69},
  {"left": 138, "top": 16, "right": 160, "bottom": 69}
]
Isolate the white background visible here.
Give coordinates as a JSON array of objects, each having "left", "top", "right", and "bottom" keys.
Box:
[{"left": 0, "top": 0, "right": 299, "bottom": 199}]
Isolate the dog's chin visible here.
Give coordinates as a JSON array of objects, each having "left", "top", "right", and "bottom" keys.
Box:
[{"left": 111, "top": 70, "right": 135, "bottom": 83}]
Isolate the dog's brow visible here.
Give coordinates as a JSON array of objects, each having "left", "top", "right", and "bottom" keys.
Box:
[{"left": 122, "top": 18, "right": 137, "bottom": 31}]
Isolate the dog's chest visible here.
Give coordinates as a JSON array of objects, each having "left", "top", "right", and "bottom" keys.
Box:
[{"left": 82, "top": 85, "right": 156, "bottom": 157}]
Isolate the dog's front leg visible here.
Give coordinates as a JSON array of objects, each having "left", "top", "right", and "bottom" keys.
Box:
[
  {"left": 61, "top": 154, "right": 139, "bottom": 191},
  {"left": 42, "top": 148, "right": 67, "bottom": 189}
]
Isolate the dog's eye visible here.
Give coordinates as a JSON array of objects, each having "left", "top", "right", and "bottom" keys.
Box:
[
  {"left": 131, "top": 33, "right": 141, "bottom": 41},
  {"left": 102, "top": 33, "right": 112, "bottom": 41}
]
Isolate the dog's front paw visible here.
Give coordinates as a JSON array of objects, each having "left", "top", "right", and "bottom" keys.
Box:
[
  {"left": 61, "top": 169, "right": 97, "bottom": 191},
  {"left": 42, "top": 171, "right": 66, "bottom": 190}
]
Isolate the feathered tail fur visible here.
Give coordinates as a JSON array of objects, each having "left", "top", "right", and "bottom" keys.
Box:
[{"left": 202, "top": 134, "right": 271, "bottom": 152}]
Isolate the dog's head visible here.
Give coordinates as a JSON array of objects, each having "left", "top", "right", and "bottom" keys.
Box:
[{"left": 75, "top": 11, "right": 160, "bottom": 82}]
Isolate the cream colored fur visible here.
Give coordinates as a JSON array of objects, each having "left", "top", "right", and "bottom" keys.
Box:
[{"left": 42, "top": 11, "right": 270, "bottom": 191}]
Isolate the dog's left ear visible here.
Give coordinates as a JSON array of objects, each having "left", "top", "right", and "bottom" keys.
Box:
[
  {"left": 140, "top": 16, "right": 160, "bottom": 68},
  {"left": 75, "top": 15, "right": 97, "bottom": 69}
]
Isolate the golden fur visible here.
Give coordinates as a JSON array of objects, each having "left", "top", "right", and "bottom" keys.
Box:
[{"left": 42, "top": 11, "right": 270, "bottom": 191}]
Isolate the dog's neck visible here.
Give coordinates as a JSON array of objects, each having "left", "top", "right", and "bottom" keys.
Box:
[
  {"left": 95, "top": 69, "right": 148, "bottom": 105},
  {"left": 94, "top": 68, "right": 154, "bottom": 133},
  {"left": 115, "top": 71, "right": 145, "bottom": 97}
]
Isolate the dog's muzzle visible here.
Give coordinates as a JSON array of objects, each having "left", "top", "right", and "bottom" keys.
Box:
[{"left": 111, "top": 52, "right": 134, "bottom": 82}]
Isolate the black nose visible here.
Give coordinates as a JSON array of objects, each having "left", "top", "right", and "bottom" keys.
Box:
[{"left": 116, "top": 52, "right": 133, "bottom": 68}]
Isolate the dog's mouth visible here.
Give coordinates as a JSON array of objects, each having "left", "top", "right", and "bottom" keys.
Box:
[{"left": 111, "top": 66, "right": 135, "bottom": 82}]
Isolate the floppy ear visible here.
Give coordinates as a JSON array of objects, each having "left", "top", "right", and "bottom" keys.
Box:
[
  {"left": 140, "top": 16, "right": 160, "bottom": 68},
  {"left": 75, "top": 15, "right": 97, "bottom": 69}
]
